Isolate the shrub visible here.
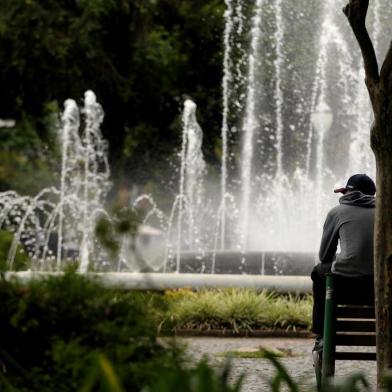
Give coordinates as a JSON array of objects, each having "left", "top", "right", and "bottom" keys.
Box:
[
  {"left": 0, "top": 272, "right": 181, "bottom": 391},
  {"left": 161, "top": 289, "right": 312, "bottom": 333}
]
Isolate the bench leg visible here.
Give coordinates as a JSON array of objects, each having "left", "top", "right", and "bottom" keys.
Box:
[{"left": 321, "top": 274, "right": 336, "bottom": 384}]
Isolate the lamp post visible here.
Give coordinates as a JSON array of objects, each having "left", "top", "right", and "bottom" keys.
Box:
[
  {"left": 311, "top": 99, "right": 333, "bottom": 183},
  {"left": 311, "top": 100, "right": 334, "bottom": 136}
]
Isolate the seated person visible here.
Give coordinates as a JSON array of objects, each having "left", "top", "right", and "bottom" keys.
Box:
[{"left": 311, "top": 173, "right": 376, "bottom": 351}]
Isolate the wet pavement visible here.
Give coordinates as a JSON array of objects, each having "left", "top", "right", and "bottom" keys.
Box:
[{"left": 179, "top": 337, "right": 376, "bottom": 391}]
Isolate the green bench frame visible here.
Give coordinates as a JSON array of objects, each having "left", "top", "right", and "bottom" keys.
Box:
[{"left": 315, "top": 273, "right": 376, "bottom": 389}]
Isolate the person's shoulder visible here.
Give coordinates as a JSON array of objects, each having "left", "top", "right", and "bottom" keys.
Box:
[
  {"left": 328, "top": 204, "right": 343, "bottom": 214},
  {"left": 326, "top": 204, "right": 345, "bottom": 218}
]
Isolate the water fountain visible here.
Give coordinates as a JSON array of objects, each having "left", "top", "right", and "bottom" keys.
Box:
[
  {"left": 2, "top": 0, "right": 387, "bottom": 276},
  {"left": 181, "top": 0, "right": 379, "bottom": 274},
  {"left": 0, "top": 91, "right": 110, "bottom": 272},
  {"left": 217, "top": 0, "right": 377, "bottom": 256}
]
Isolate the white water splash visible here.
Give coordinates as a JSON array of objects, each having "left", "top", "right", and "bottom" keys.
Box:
[{"left": 239, "top": 0, "right": 264, "bottom": 251}]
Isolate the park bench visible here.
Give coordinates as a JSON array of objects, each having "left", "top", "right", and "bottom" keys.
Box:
[{"left": 314, "top": 273, "right": 376, "bottom": 389}]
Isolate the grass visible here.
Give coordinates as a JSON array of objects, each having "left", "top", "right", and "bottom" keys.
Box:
[{"left": 159, "top": 289, "right": 312, "bottom": 333}]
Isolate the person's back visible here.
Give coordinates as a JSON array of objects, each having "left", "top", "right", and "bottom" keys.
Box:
[{"left": 319, "top": 190, "right": 375, "bottom": 277}]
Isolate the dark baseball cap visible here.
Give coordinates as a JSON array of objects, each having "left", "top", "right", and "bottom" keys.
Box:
[{"left": 334, "top": 174, "right": 376, "bottom": 195}]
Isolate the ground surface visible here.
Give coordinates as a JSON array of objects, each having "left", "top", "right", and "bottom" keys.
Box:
[{"left": 179, "top": 337, "right": 376, "bottom": 391}]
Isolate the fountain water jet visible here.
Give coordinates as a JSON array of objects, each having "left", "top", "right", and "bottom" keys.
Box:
[
  {"left": 1, "top": 91, "right": 110, "bottom": 272},
  {"left": 239, "top": 0, "right": 264, "bottom": 251}
]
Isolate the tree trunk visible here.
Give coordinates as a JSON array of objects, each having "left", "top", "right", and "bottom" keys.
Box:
[
  {"left": 372, "top": 119, "right": 392, "bottom": 386},
  {"left": 343, "top": 0, "right": 392, "bottom": 385}
]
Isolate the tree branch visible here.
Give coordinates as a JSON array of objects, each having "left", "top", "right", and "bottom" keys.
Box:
[
  {"left": 343, "top": 0, "right": 380, "bottom": 88},
  {"left": 380, "top": 41, "right": 392, "bottom": 85}
]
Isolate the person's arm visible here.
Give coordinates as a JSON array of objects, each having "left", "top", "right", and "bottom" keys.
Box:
[{"left": 319, "top": 210, "right": 339, "bottom": 263}]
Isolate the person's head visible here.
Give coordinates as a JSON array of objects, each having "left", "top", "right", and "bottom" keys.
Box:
[{"left": 334, "top": 174, "right": 376, "bottom": 196}]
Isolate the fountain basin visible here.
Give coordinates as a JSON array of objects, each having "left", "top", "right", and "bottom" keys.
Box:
[
  {"left": 5, "top": 271, "right": 311, "bottom": 293},
  {"left": 167, "top": 251, "right": 316, "bottom": 275}
]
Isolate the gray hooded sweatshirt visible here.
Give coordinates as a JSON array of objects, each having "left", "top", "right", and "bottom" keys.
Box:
[{"left": 319, "top": 190, "right": 375, "bottom": 277}]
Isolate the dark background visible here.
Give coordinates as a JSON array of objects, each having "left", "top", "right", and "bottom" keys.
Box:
[{"left": 0, "top": 0, "right": 225, "bottom": 200}]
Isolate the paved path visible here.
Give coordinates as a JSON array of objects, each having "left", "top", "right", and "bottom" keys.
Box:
[{"left": 179, "top": 337, "right": 376, "bottom": 391}]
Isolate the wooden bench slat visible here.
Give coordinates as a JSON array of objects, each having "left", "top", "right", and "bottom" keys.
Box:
[
  {"left": 336, "top": 320, "right": 375, "bottom": 332},
  {"left": 335, "top": 333, "right": 376, "bottom": 346},
  {"left": 335, "top": 352, "right": 376, "bottom": 361},
  {"left": 336, "top": 306, "right": 375, "bottom": 319}
]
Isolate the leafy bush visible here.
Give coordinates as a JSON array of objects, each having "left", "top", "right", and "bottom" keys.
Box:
[{"left": 0, "top": 272, "right": 181, "bottom": 391}]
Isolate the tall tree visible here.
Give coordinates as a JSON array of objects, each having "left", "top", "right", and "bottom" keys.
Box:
[{"left": 343, "top": 0, "right": 392, "bottom": 385}]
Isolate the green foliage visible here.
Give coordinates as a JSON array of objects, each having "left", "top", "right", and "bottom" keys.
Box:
[
  {"left": 143, "top": 360, "right": 244, "bottom": 392},
  {"left": 80, "top": 354, "right": 126, "bottom": 392},
  {"left": 0, "top": 103, "right": 58, "bottom": 194},
  {"left": 320, "top": 373, "right": 370, "bottom": 392},
  {"left": 161, "top": 289, "right": 312, "bottom": 333},
  {"left": 0, "top": 272, "right": 181, "bottom": 391},
  {"left": 0, "top": 149, "right": 55, "bottom": 194},
  {"left": 0, "top": 230, "right": 29, "bottom": 271},
  {"left": 261, "top": 350, "right": 299, "bottom": 392},
  {"left": 78, "top": 349, "right": 392, "bottom": 392},
  {"left": 77, "top": 349, "right": 392, "bottom": 391},
  {"left": 95, "top": 207, "right": 140, "bottom": 261}
]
